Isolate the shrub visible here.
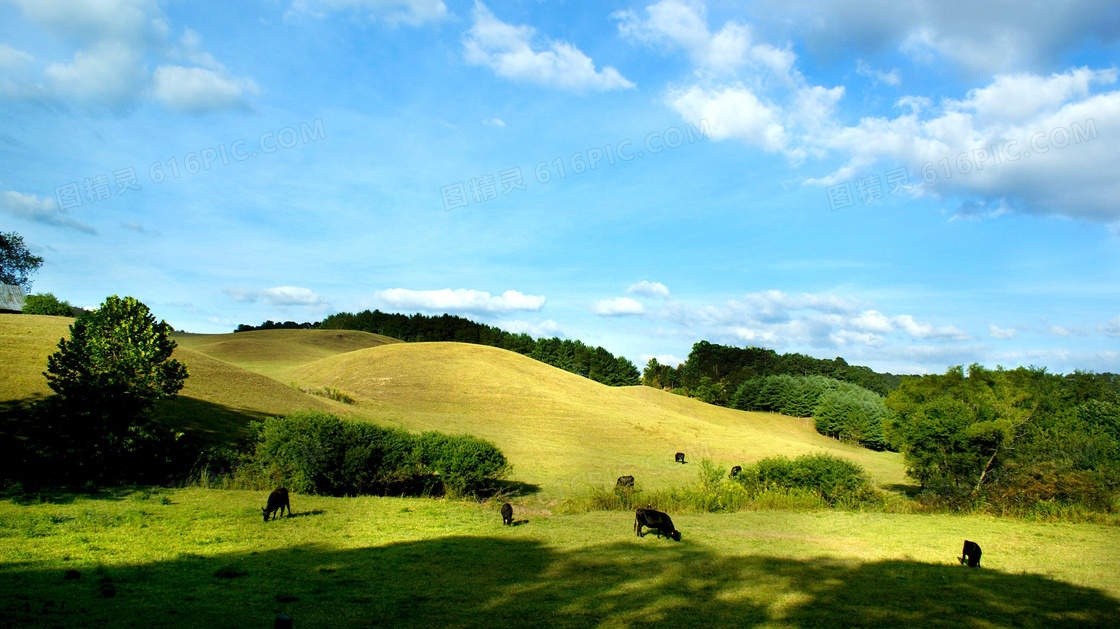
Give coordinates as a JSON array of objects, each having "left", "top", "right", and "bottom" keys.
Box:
[
  {"left": 22, "top": 292, "right": 74, "bottom": 317},
  {"left": 736, "top": 453, "right": 878, "bottom": 506},
  {"left": 248, "top": 412, "right": 508, "bottom": 497}
]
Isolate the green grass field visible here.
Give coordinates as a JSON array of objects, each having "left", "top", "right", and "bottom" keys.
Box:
[
  {"left": 2, "top": 489, "right": 1118, "bottom": 628},
  {"left": 3, "top": 316, "right": 1119, "bottom": 626}
]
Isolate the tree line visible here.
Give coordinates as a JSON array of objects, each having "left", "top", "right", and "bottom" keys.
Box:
[
  {"left": 642, "top": 340, "right": 908, "bottom": 402},
  {"left": 237, "top": 310, "right": 642, "bottom": 387}
]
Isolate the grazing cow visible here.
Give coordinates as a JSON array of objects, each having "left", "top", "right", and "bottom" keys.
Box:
[
  {"left": 501, "top": 502, "right": 513, "bottom": 526},
  {"left": 616, "top": 475, "right": 635, "bottom": 488},
  {"left": 730, "top": 465, "right": 742, "bottom": 478},
  {"left": 675, "top": 452, "right": 686, "bottom": 464},
  {"left": 634, "top": 508, "right": 681, "bottom": 541},
  {"left": 959, "top": 540, "right": 982, "bottom": 567},
  {"left": 262, "top": 488, "right": 290, "bottom": 522}
]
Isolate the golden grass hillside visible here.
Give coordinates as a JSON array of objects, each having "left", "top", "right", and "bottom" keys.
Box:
[
  {"left": 171, "top": 328, "right": 399, "bottom": 378},
  {"left": 0, "top": 314, "right": 346, "bottom": 446},
  {"left": 286, "top": 342, "right": 909, "bottom": 493}
]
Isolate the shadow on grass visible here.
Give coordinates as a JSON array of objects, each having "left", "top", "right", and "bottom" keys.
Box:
[
  {"left": 882, "top": 483, "right": 923, "bottom": 498},
  {"left": 1, "top": 535, "right": 1117, "bottom": 628}
]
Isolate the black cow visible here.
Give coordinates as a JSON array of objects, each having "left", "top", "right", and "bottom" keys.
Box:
[
  {"left": 634, "top": 508, "right": 681, "bottom": 541},
  {"left": 616, "top": 475, "right": 635, "bottom": 488},
  {"left": 262, "top": 488, "right": 290, "bottom": 522},
  {"left": 675, "top": 452, "right": 686, "bottom": 464},
  {"left": 730, "top": 465, "right": 742, "bottom": 478},
  {"left": 959, "top": 540, "right": 982, "bottom": 567},
  {"left": 501, "top": 502, "right": 513, "bottom": 526}
]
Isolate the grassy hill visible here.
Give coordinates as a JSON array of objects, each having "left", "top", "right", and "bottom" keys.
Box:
[
  {"left": 171, "top": 328, "right": 400, "bottom": 378},
  {"left": 1, "top": 315, "right": 908, "bottom": 494},
  {"left": 284, "top": 342, "right": 908, "bottom": 492}
]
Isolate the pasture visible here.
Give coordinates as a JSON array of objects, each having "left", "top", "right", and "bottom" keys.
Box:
[
  {"left": 2, "top": 489, "right": 1118, "bottom": 627},
  {"left": 3, "top": 317, "right": 1119, "bottom": 627}
]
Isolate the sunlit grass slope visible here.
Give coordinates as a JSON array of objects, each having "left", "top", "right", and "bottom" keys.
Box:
[
  {"left": 172, "top": 328, "right": 400, "bottom": 378},
  {"left": 1, "top": 489, "right": 1117, "bottom": 627},
  {"left": 0, "top": 314, "right": 344, "bottom": 445},
  {"left": 0, "top": 314, "right": 72, "bottom": 404},
  {"left": 286, "top": 342, "right": 909, "bottom": 493}
]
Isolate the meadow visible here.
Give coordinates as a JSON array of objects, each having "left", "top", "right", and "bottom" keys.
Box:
[
  {"left": 2, "top": 488, "right": 1118, "bottom": 628},
  {"left": 2, "top": 314, "right": 1119, "bottom": 627}
]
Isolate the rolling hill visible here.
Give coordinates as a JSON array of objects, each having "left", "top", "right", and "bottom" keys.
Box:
[
  {"left": 284, "top": 342, "right": 908, "bottom": 492},
  {"left": 1, "top": 315, "right": 908, "bottom": 494}
]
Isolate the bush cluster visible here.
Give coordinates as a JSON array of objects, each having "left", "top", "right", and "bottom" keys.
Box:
[
  {"left": 735, "top": 453, "right": 878, "bottom": 506},
  {"left": 246, "top": 411, "right": 508, "bottom": 497}
]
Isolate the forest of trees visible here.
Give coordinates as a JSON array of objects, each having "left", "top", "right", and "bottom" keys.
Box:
[
  {"left": 884, "top": 365, "right": 1120, "bottom": 511},
  {"left": 236, "top": 311, "right": 641, "bottom": 387},
  {"left": 642, "top": 340, "right": 908, "bottom": 403}
]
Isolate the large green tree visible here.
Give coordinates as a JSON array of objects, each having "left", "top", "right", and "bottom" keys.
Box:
[
  {"left": 37, "top": 295, "right": 188, "bottom": 482},
  {"left": 0, "top": 231, "right": 43, "bottom": 291}
]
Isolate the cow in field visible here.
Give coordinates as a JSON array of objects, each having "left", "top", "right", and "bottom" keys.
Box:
[
  {"left": 501, "top": 502, "right": 513, "bottom": 526},
  {"left": 616, "top": 475, "right": 635, "bottom": 488},
  {"left": 675, "top": 452, "right": 686, "bottom": 464},
  {"left": 959, "top": 540, "right": 982, "bottom": 567},
  {"left": 634, "top": 508, "right": 681, "bottom": 541},
  {"left": 262, "top": 488, "right": 290, "bottom": 521},
  {"left": 730, "top": 466, "right": 742, "bottom": 478}
]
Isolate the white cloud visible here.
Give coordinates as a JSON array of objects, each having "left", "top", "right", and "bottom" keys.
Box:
[
  {"left": 628, "top": 281, "right": 670, "bottom": 299},
  {"left": 289, "top": 0, "right": 447, "bottom": 25},
  {"left": 755, "top": 0, "right": 1120, "bottom": 76},
  {"left": 0, "top": 44, "right": 34, "bottom": 71},
  {"left": 0, "top": 190, "right": 95, "bottom": 233},
  {"left": 892, "top": 314, "right": 969, "bottom": 341},
  {"left": 811, "top": 68, "right": 1120, "bottom": 223},
  {"left": 374, "top": 288, "right": 546, "bottom": 313},
  {"left": 1099, "top": 316, "right": 1120, "bottom": 338},
  {"left": 152, "top": 66, "right": 258, "bottom": 114},
  {"left": 224, "top": 286, "right": 329, "bottom": 308},
  {"left": 640, "top": 353, "right": 684, "bottom": 367},
  {"left": 3, "top": 0, "right": 255, "bottom": 113},
  {"left": 464, "top": 1, "right": 634, "bottom": 92},
  {"left": 856, "top": 59, "right": 900, "bottom": 87},
  {"left": 668, "top": 84, "right": 789, "bottom": 155},
  {"left": 44, "top": 41, "right": 147, "bottom": 109},
  {"left": 496, "top": 319, "right": 563, "bottom": 338},
  {"left": 989, "top": 324, "right": 1018, "bottom": 339},
  {"left": 593, "top": 297, "right": 645, "bottom": 316}
]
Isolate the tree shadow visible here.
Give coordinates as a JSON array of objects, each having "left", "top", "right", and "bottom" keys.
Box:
[
  {"left": 882, "top": 482, "right": 923, "bottom": 498},
  {"left": 1, "top": 535, "right": 1116, "bottom": 628}
]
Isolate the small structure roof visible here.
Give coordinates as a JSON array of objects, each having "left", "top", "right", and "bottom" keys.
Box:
[{"left": 0, "top": 285, "right": 26, "bottom": 313}]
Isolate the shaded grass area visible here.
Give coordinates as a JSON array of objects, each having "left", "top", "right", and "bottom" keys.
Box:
[{"left": 1, "top": 490, "right": 1118, "bottom": 628}]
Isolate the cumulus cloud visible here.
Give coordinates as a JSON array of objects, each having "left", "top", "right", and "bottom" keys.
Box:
[
  {"left": 2, "top": 0, "right": 255, "bottom": 113},
  {"left": 289, "top": 0, "right": 447, "bottom": 25},
  {"left": 593, "top": 297, "right": 646, "bottom": 316},
  {"left": 374, "top": 288, "right": 546, "bottom": 313},
  {"left": 224, "top": 286, "right": 329, "bottom": 308},
  {"left": 152, "top": 66, "right": 258, "bottom": 113},
  {"left": 989, "top": 324, "right": 1018, "bottom": 339},
  {"left": 0, "top": 44, "right": 34, "bottom": 71},
  {"left": 628, "top": 281, "right": 671, "bottom": 299},
  {"left": 496, "top": 318, "right": 563, "bottom": 338},
  {"left": 464, "top": 1, "right": 634, "bottom": 92},
  {"left": 0, "top": 190, "right": 95, "bottom": 233},
  {"left": 753, "top": 0, "right": 1120, "bottom": 76}
]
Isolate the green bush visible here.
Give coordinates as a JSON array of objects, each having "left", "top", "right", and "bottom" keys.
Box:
[
  {"left": 248, "top": 412, "right": 508, "bottom": 497},
  {"left": 736, "top": 453, "right": 877, "bottom": 506},
  {"left": 22, "top": 292, "right": 74, "bottom": 317}
]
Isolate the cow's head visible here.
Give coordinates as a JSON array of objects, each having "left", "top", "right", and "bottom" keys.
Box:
[
  {"left": 671, "top": 530, "right": 681, "bottom": 542},
  {"left": 262, "top": 507, "right": 270, "bottom": 522}
]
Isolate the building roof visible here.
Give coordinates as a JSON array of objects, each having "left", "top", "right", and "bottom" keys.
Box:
[{"left": 0, "top": 285, "right": 26, "bottom": 312}]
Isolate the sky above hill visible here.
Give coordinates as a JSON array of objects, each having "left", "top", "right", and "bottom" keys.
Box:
[{"left": 2, "top": 0, "right": 1119, "bottom": 375}]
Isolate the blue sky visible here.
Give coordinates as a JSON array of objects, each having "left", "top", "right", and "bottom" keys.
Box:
[{"left": 2, "top": 0, "right": 1119, "bottom": 375}]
